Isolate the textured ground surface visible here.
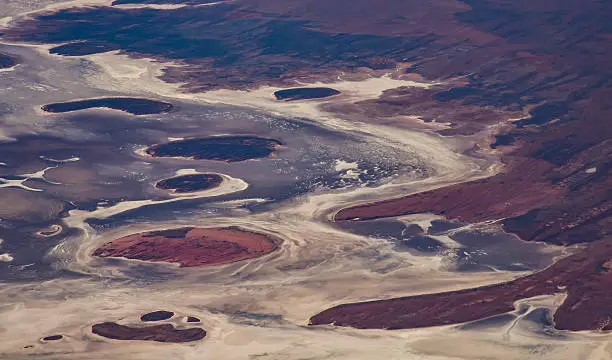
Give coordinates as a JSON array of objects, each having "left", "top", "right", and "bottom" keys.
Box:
[{"left": 0, "top": 0, "right": 610, "bottom": 359}]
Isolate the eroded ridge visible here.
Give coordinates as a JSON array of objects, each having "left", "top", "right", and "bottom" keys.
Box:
[{"left": 92, "top": 226, "right": 280, "bottom": 267}]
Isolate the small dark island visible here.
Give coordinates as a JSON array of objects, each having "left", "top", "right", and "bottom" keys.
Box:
[
  {"left": 140, "top": 310, "right": 174, "bottom": 322},
  {"left": 0, "top": 53, "right": 19, "bottom": 69},
  {"left": 49, "top": 41, "right": 119, "bottom": 56},
  {"left": 156, "top": 173, "right": 223, "bottom": 194},
  {"left": 42, "top": 335, "right": 63, "bottom": 341},
  {"left": 41, "top": 98, "right": 173, "bottom": 115},
  {"left": 145, "top": 136, "right": 282, "bottom": 162},
  {"left": 92, "top": 322, "right": 206, "bottom": 343},
  {"left": 274, "top": 87, "right": 340, "bottom": 101}
]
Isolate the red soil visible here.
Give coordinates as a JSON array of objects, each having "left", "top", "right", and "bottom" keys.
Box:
[
  {"left": 92, "top": 227, "right": 279, "bottom": 267},
  {"left": 310, "top": 238, "right": 612, "bottom": 331},
  {"left": 92, "top": 322, "right": 206, "bottom": 342}
]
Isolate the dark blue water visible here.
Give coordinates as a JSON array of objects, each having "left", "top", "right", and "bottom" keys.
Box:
[
  {"left": 42, "top": 98, "right": 174, "bottom": 115},
  {"left": 274, "top": 88, "right": 341, "bottom": 101}
]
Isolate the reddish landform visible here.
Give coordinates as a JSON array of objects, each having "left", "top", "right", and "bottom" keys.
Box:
[
  {"left": 92, "top": 227, "right": 279, "bottom": 267},
  {"left": 92, "top": 322, "right": 206, "bottom": 342},
  {"left": 324, "top": 108, "right": 611, "bottom": 330},
  {"left": 314, "top": 0, "right": 612, "bottom": 332},
  {"left": 311, "top": 238, "right": 612, "bottom": 331},
  {"left": 335, "top": 122, "right": 611, "bottom": 247},
  {"left": 323, "top": 98, "right": 611, "bottom": 330},
  {"left": 323, "top": 1, "right": 611, "bottom": 331},
  {"left": 336, "top": 158, "right": 565, "bottom": 226},
  {"left": 6, "top": 0, "right": 612, "bottom": 333}
]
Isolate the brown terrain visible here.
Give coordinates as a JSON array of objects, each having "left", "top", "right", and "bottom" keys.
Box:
[
  {"left": 311, "top": 238, "right": 612, "bottom": 331},
  {"left": 92, "top": 227, "right": 279, "bottom": 267},
  {"left": 303, "top": 0, "right": 612, "bottom": 331},
  {"left": 3, "top": 0, "right": 612, "bottom": 333},
  {"left": 91, "top": 322, "right": 206, "bottom": 342}
]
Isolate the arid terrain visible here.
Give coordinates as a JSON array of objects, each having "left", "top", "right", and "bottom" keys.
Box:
[{"left": 0, "top": 0, "right": 610, "bottom": 359}]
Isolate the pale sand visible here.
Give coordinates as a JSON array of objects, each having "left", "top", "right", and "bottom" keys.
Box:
[{"left": 0, "top": 7, "right": 607, "bottom": 359}]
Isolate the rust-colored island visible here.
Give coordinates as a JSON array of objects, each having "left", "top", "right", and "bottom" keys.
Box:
[
  {"left": 92, "top": 322, "right": 205, "bottom": 343},
  {"left": 92, "top": 227, "right": 279, "bottom": 267}
]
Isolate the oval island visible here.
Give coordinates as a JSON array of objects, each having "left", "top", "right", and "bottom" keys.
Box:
[
  {"left": 145, "top": 136, "right": 282, "bottom": 162},
  {"left": 92, "top": 226, "right": 280, "bottom": 267},
  {"left": 274, "top": 87, "right": 340, "bottom": 101},
  {"left": 36, "top": 224, "right": 62, "bottom": 237},
  {"left": 92, "top": 322, "right": 205, "bottom": 343},
  {"left": 41, "top": 98, "right": 173, "bottom": 115},
  {"left": 140, "top": 310, "right": 174, "bottom": 322},
  {"left": 155, "top": 173, "right": 223, "bottom": 194},
  {"left": 42, "top": 335, "right": 63, "bottom": 341}
]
